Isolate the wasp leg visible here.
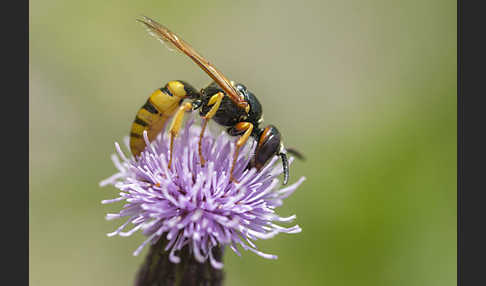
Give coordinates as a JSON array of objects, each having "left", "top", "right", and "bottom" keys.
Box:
[
  {"left": 168, "top": 102, "right": 193, "bottom": 169},
  {"left": 199, "top": 92, "right": 224, "bottom": 166},
  {"left": 229, "top": 122, "right": 254, "bottom": 183}
]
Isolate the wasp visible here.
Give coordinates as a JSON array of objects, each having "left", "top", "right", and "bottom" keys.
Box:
[{"left": 130, "top": 16, "right": 303, "bottom": 184}]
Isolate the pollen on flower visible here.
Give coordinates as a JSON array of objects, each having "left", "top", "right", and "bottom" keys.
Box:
[{"left": 100, "top": 117, "right": 305, "bottom": 269}]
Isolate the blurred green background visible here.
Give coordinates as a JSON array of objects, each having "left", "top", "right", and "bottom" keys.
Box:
[{"left": 30, "top": 0, "right": 456, "bottom": 285}]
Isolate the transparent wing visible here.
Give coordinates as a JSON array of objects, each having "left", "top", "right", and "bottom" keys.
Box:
[{"left": 137, "top": 16, "right": 249, "bottom": 110}]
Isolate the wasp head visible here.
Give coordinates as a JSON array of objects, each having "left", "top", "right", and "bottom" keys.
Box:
[{"left": 252, "top": 125, "right": 290, "bottom": 184}]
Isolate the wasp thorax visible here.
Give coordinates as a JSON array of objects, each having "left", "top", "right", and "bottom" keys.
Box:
[{"left": 234, "top": 83, "right": 263, "bottom": 125}]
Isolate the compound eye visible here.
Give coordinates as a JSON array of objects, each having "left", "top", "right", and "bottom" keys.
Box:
[
  {"left": 254, "top": 126, "right": 281, "bottom": 170},
  {"left": 235, "top": 83, "right": 247, "bottom": 94}
]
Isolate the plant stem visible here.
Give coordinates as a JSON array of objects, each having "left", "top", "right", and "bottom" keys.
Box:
[{"left": 134, "top": 238, "right": 224, "bottom": 286}]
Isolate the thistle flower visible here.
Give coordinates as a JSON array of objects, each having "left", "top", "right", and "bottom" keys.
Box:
[{"left": 100, "top": 117, "right": 305, "bottom": 269}]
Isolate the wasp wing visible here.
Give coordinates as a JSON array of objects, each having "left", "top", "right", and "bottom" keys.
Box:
[{"left": 137, "top": 16, "right": 248, "bottom": 110}]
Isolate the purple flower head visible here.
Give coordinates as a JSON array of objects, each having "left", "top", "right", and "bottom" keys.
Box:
[{"left": 100, "top": 117, "right": 305, "bottom": 269}]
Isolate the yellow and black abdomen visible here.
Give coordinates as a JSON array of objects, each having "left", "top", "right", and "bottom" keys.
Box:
[{"left": 129, "top": 80, "right": 195, "bottom": 156}]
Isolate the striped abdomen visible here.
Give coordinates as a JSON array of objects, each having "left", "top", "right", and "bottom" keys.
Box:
[{"left": 129, "top": 80, "right": 196, "bottom": 157}]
